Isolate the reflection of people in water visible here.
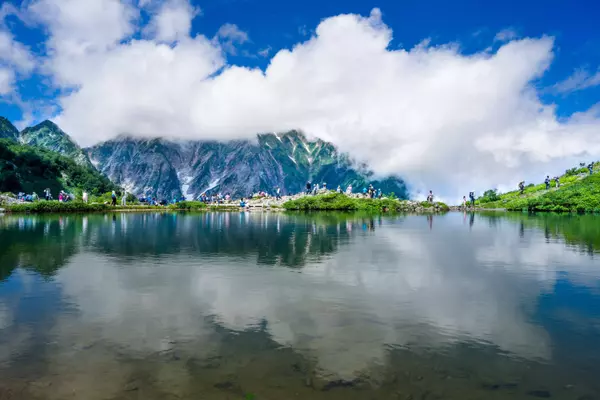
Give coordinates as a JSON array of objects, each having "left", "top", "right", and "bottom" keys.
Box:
[
  {"left": 519, "top": 221, "right": 524, "bottom": 238},
  {"left": 469, "top": 213, "right": 475, "bottom": 229},
  {"left": 427, "top": 215, "right": 433, "bottom": 230}
]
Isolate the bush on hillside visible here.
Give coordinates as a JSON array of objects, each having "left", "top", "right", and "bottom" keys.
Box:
[
  {"left": 0, "top": 139, "right": 119, "bottom": 196},
  {"left": 480, "top": 189, "right": 501, "bottom": 203}
]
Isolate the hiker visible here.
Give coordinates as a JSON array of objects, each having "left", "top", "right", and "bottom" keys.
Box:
[
  {"left": 469, "top": 191, "right": 475, "bottom": 207},
  {"left": 588, "top": 162, "right": 594, "bottom": 175},
  {"left": 545, "top": 176, "right": 550, "bottom": 190},
  {"left": 121, "top": 191, "right": 127, "bottom": 206},
  {"left": 518, "top": 181, "right": 525, "bottom": 195},
  {"left": 240, "top": 198, "right": 247, "bottom": 208},
  {"left": 463, "top": 196, "right": 467, "bottom": 209},
  {"left": 44, "top": 188, "right": 51, "bottom": 201},
  {"left": 82, "top": 191, "right": 88, "bottom": 203},
  {"left": 377, "top": 188, "right": 382, "bottom": 199},
  {"left": 313, "top": 183, "right": 319, "bottom": 195},
  {"left": 362, "top": 187, "right": 367, "bottom": 197},
  {"left": 275, "top": 187, "right": 281, "bottom": 200},
  {"left": 111, "top": 191, "right": 117, "bottom": 206},
  {"left": 322, "top": 182, "right": 327, "bottom": 191},
  {"left": 554, "top": 177, "right": 560, "bottom": 188},
  {"left": 306, "top": 182, "right": 312, "bottom": 195},
  {"left": 346, "top": 185, "right": 352, "bottom": 195},
  {"left": 368, "top": 184, "right": 375, "bottom": 198},
  {"left": 337, "top": 185, "right": 342, "bottom": 193},
  {"left": 427, "top": 190, "right": 434, "bottom": 203},
  {"left": 59, "top": 192, "right": 64, "bottom": 202}
]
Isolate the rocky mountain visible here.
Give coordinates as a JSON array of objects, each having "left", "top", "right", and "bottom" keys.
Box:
[
  {"left": 0, "top": 117, "right": 19, "bottom": 141},
  {"left": 87, "top": 131, "right": 407, "bottom": 200},
  {"left": 19, "top": 121, "right": 93, "bottom": 168},
  {"left": 1, "top": 116, "right": 407, "bottom": 200}
]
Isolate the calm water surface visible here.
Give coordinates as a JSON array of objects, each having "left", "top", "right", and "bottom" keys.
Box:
[{"left": 0, "top": 211, "right": 599, "bottom": 399}]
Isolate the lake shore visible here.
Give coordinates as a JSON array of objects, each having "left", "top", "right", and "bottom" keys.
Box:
[{"left": 2, "top": 194, "right": 452, "bottom": 214}]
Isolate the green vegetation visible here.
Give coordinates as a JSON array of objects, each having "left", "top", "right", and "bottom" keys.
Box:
[
  {"left": 3, "top": 200, "right": 209, "bottom": 214},
  {"left": 283, "top": 192, "right": 449, "bottom": 212},
  {"left": 167, "top": 201, "right": 207, "bottom": 211},
  {"left": 0, "top": 138, "right": 118, "bottom": 196},
  {"left": 476, "top": 162, "right": 600, "bottom": 213}
]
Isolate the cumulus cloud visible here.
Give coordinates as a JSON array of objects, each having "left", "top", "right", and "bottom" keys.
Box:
[{"left": 4, "top": 1, "right": 600, "bottom": 199}]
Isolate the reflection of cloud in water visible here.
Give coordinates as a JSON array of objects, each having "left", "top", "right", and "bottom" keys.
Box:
[
  {"left": 50, "top": 215, "right": 600, "bottom": 379},
  {"left": 476, "top": 226, "right": 600, "bottom": 290}
]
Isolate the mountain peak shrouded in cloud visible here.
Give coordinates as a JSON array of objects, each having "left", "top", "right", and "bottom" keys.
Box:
[{"left": 2, "top": 0, "right": 600, "bottom": 200}]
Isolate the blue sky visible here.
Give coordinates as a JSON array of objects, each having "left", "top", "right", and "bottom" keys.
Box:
[
  {"left": 2, "top": 0, "right": 599, "bottom": 123},
  {"left": 1, "top": 0, "right": 600, "bottom": 198}
]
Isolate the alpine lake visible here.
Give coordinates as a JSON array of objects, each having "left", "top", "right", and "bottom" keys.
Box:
[{"left": 0, "top": 211, "right": 599, "bottom": 400}]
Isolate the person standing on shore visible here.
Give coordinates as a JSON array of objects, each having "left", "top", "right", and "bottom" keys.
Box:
[
  {"left": 469, "top": 191, "right": 475, "bottom": 207},
  {"left": 463, "top": 196, "right": 467, "bottom": 209},
  {"left": 306, "top": 182, "right": 311, "bottom": 195},
  {"left": 111, "top": 191, "right": 117, "bottom": 206},
  {"left": 545, "top": 176, "right": 550, "bottom": 190},
  {"left": 121, "top": 191, "right": 127, "bottom": 206},
  {"left": 82, "top": 191, "right": 88, "bottom": 203}
]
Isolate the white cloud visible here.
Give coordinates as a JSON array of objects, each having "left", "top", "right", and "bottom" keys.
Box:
[
  {"left": 0, "top": 26, "right": 35, "bottom": 96},
  {"left": 553, "top": 68, "right": 600, "bottom": 94},
  {"left": 258, "top": 46, "right": 271, "bottom": 57},
  {"left": 214, "top": 22, "right": 249, "bottom": 54},
  {"left": 6, "top": 1, "right": 600, "bottom": 199},
  {"left": 494, "top": 28, "right": 518, "bottom": 42},
  {"left": 143, "top": 0, "right": 199, "bottom": 43},
  {"left": 0, "top": 67, "right": 14, "bottom": 95}
]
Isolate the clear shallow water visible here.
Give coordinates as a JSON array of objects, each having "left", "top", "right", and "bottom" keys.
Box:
[{"left": 0, "top": 211, "right": 599, "bottom": 400}]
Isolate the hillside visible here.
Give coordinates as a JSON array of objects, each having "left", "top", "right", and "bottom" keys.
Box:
[
  {"left": 0, "top": 139, "right": 118, "bottom": 197},
  {"left": 477, "top": 163, "right": 600, "bottom": 212},
  {"left": 20, "top": 120, "right": 93, "bottom": 167}
]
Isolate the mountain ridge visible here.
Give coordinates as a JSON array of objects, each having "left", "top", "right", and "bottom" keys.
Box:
[{"left": 0, "top": 116, "right": 407, "bottom": 200}]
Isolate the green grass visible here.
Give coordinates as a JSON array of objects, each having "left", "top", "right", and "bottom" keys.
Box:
[
  {"left": 282, "top": 193, "right": 449, "bottom": 212},
  {"left": 3, "top": 200, "right": 208, "bottom": 214},
  {"left": 477, "top": 164, "right": 600, "bottom": 213}
]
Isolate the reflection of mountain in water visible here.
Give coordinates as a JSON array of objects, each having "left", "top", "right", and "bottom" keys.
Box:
[{"left": 0, "top": 215, "right": 81, "bottom": 281}]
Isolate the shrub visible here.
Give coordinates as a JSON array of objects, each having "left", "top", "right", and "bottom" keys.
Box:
[
  {"left": 168, "top": 201, "right": 207, "bottom": 211},
  {"left": 5, "top": 201, "right": 110, "bottom": 213},
  {"left": 480, "top": 189, "right": 501, "bottom": 203}
]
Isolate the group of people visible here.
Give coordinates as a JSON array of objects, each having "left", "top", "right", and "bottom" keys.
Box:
[
  {"left": 363, "top": 184, "right": 382, "bottom": 199},
  {"left": 544, "top": 176, "right": 561, "bottom": 190},
  {"left": 198, "top": 192, "right": 232, "bottom": 204},
  {"left": 305, "top": 182, "right": 328, "bottom": 195},
  {"left": 17, "top": 192, "right": 38, "bottom": 202},
  {"left": 462, "top": 192, "right": 476, "bottom": 208}
]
